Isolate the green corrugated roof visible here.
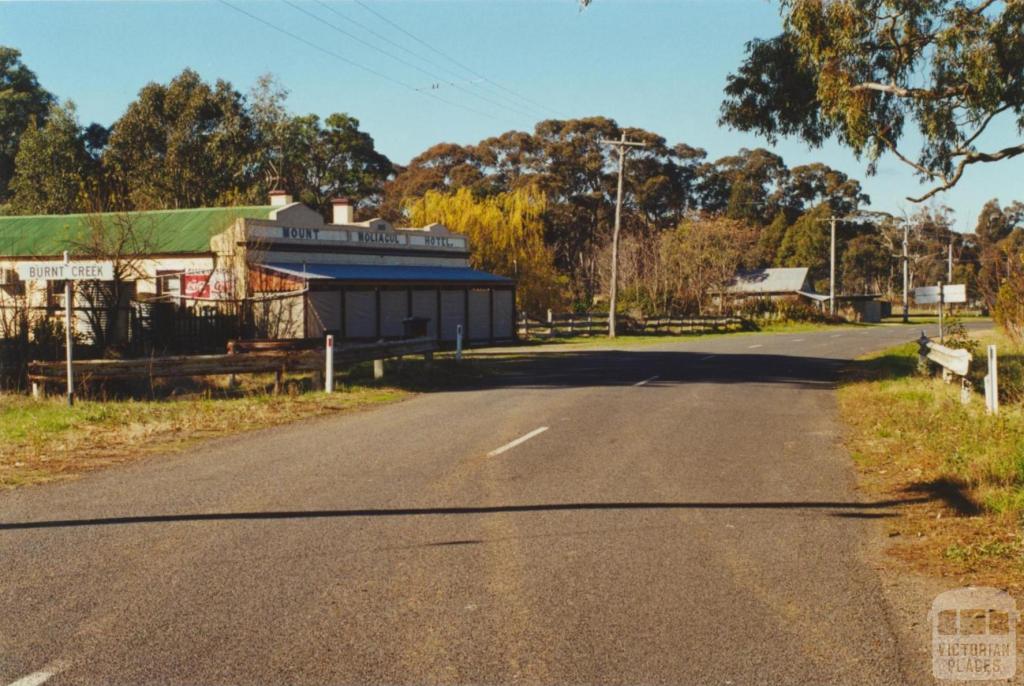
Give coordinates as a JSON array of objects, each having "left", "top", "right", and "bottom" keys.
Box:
[{"left": 0, "top": 206, "right": 275, "bottom": 257}]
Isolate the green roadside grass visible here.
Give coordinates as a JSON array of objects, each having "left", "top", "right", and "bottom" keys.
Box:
[
  {"left": 0, "top": 357, "right": 489, "bottom": 489},
  {"left": 515, "top": 319, "right": 865, "bottom": 349},
  {"left": 838, "top": 331, "right": 1024, "bottom": 588}
]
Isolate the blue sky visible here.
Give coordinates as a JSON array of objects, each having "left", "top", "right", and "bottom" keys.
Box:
[{"left": 3, "top": 0, "right": 1022, "bottom": 231}]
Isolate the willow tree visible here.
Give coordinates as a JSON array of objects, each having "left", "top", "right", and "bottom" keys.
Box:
[
  {"left": 405, "top": 186, "right": 564, "bottom": 313},
  {"left": 719, "top": 0, "right": 1024, "bottom": 202}
]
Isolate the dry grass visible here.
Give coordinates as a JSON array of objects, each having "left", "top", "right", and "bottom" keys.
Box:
[
  {"left": 0, "top": 355, "right": 495, "bottom": 489},
  {"left": 838, "top": 333, "right": 1024, "bottom": 589},
  {"left": 0, "top": 378, "right": 408, "bottom": 489}
]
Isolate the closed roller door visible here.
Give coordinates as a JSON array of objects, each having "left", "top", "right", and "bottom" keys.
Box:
[
  {"left": 380, "top": 289, "right": 408, "bottom": 338},
  {"left": 345, "top": 290, "right": 376, "bottom": 339},
  {"left": 440, "top": 289, "right": 465, "bottom": 341},
  {"left": 305, "top": 291, "right": 341, "bottom": 337},
  {"left": 410, "top": 290, "right": 437, "bottom": 338},
  {"left": 493, "top": 289, "right": 514, "bottom": 339},
  {"left": 467, "top": 289, "right": 490, "bottom": 342}
]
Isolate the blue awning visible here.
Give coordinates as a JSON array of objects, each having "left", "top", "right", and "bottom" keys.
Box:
[{"left": 262, "top": 263, "right": 514, "bottom": 285}]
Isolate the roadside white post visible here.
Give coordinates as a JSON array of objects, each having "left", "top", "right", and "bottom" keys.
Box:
[
  {"left": 63, "top": 251, "right": 74, "bottom": 407},
  {"left": 986, "top": 344, "right": 999, "bottom": 416},
  {"left": 373, "top": 358, "right": 384, "bottom": 380},
  {"left": 455, "top": 324, "right": 463, "bottom": 361},
  {"left": 324, "top": 334, "right": 334, "bottom": 393},
  {"left": 938, "top": 280, "right": 944, "bottom": 343}
]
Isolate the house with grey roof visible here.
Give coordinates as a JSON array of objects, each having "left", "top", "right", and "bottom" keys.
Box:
[{"left": 725, "top": 267, "right": 823, "bottom": 302}]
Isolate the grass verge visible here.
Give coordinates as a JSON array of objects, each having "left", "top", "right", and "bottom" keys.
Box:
[
  {"left": 0, "top": 357, "right": 489, "bottom": 489},
  {"left": 838, "top": 332, "right": 1024, "bottom": 588},
  {"left": 517, "top": 319, "right": 864, "bottom": 348}
]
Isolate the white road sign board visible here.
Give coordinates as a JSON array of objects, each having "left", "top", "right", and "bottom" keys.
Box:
[
  {"left": 914, "top": 283, "right": 966, "bottom": 304},
  {"left": 21, "top": 254, "right": 114, "bottom": 408},
  {"left": 17, "top": 261, "right": 114, "bottom": 281}
]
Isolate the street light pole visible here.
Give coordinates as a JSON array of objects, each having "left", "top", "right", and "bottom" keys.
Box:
[{"left": 600, "top": 132, "right": 646, "bottom": 338}]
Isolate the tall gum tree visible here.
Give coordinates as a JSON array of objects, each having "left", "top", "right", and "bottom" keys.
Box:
[
  {"left": 718, "top": 0, "right": 1024, "bottom": 202},
  {"left": 0, "top": 46, "right": 54, "bottom": 203}
]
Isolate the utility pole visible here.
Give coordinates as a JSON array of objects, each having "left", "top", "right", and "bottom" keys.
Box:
[
  {"left": 816, "top": 215, "right": 844, "bottom": 316},
  {"left": 600, "top": 132, "right": 646, "bottom": 338},
  {"left": 902, "top": 222, "right": 910, "bottom": 323},
  {"left": 948, "top": 239, "right": 954, "bottom": 282},
  {"left": 829, "top": 216, "right": 837, "bottom": 316}
]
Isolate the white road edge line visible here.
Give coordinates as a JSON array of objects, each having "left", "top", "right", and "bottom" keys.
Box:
[
  {"left": 7, "top": 662, "right": 68, "bottom": 686},
  {"left": 748, "top": 344, "right": 763, "bottom": 349},
  {"left": 487, "top": 427, "right": 549, "bottom": 457},
  {"left": 633, "top": 375, "right": 659, "bottom": 387}
]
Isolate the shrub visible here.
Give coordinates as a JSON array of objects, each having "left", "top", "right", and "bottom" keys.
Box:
[
  {"left": 998, "top": 358, "right": 1024, "bottom": 405},
  {"left": 994, "top": 257, "right": 1024, "bottom": 343}
]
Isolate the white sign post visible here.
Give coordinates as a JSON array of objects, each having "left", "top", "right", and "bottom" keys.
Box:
[
  {"left": 986, "top": 345, "right": 999, "bottom": 416},
  {"left": 325, "top": 335, "right": 334, "bottom": 393},
  {"left": 18, "top": 254, "right": 115, "bottom": 406}
]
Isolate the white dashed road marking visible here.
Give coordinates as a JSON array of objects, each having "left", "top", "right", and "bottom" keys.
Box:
[
  {"left": 748, "top": 344, "right": 763, "bottom": 349},
  {"left": 488, "top": 427, "right": 549, "bottom": 457},
  {"left": 6, "top": 662, "right": 68, "bottom": 686},
  {"left": 791, "top": 338, "right": 804, "bottom": 342},
  {"left": 633, "top": 375, "right": 659, "bottom": 387},
  {"left": 699, "top": 355, "right": 716, "bottom": 362},
  {"left": 830, "top": 334, "right": 842, "bottom": 338}
]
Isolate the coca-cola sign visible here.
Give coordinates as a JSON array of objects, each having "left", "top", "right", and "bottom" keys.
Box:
[{"left": 182, "top": 269, "right": 233, "bottom": 299}]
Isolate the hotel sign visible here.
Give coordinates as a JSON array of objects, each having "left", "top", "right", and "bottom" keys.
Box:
[
  {"left": 249, "top": 225, "right": 466, "bottom": 251},
  {"left": 17, "top": 260, "right": 114, "bottom": 281}
]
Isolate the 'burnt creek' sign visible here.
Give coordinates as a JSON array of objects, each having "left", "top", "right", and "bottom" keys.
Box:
[{"left": 18, "top": 260, "right": 114, "bottom": 281}]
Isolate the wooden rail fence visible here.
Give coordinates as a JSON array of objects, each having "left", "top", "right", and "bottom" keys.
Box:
[
  {"left": 28, "top": 337, "right": 438, "bottom": 396},
  {"left": 518, "top": 312, "right": 749, "bottom": 338}
]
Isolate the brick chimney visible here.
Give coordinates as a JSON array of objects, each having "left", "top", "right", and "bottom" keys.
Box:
[
  {"left": 332, "top": 197, "right": 354, "bottom": 224},
  {"left": 269, "top": 190, "right": 293, "bottom": 207}
]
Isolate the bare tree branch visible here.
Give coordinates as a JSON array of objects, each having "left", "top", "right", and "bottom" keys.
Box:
[{"left": 909, "top": 142, "right": 1024, "bottom": 202}]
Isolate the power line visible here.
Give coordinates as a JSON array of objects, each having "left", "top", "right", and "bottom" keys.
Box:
[
  {"left": 351, "top": 0, "right": 562, "bottom": 118},
  {"left": 313, "top": 0, "right": 547, "bottom": 118},
  {"left": 284, "top": 0, "right": 540, "bottom": 120},
  {"left": 312, "top": 1, "right": 525, "bottom": 105},
  {"left": 217, "top": 0, "right": 503, "bottom": 123}
]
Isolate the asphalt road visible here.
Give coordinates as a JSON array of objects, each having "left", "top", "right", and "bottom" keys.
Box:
[{"left": 0, "top": 323, "right": 960, "bottom": 685}]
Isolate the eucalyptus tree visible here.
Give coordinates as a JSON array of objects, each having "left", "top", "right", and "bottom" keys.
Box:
[
  {"left": 104, "top": 69, "right": 259, "bottom": 209},
  {"left": 8, "top": 101, "right": 91, "bottom": 215},
  {"left": 720, "top": 0, "right": 1024, "bottom": 202},
  {"left": 0, "top": 46, "right": 54, "bottom": 202}
]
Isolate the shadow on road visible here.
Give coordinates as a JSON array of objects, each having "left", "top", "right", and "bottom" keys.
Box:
[
  {"left": 386, "top": 350, "right": 857, "bottom": 393},
  {"left": 1, "top": 495, "right": 950, "bottom": 531}
]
